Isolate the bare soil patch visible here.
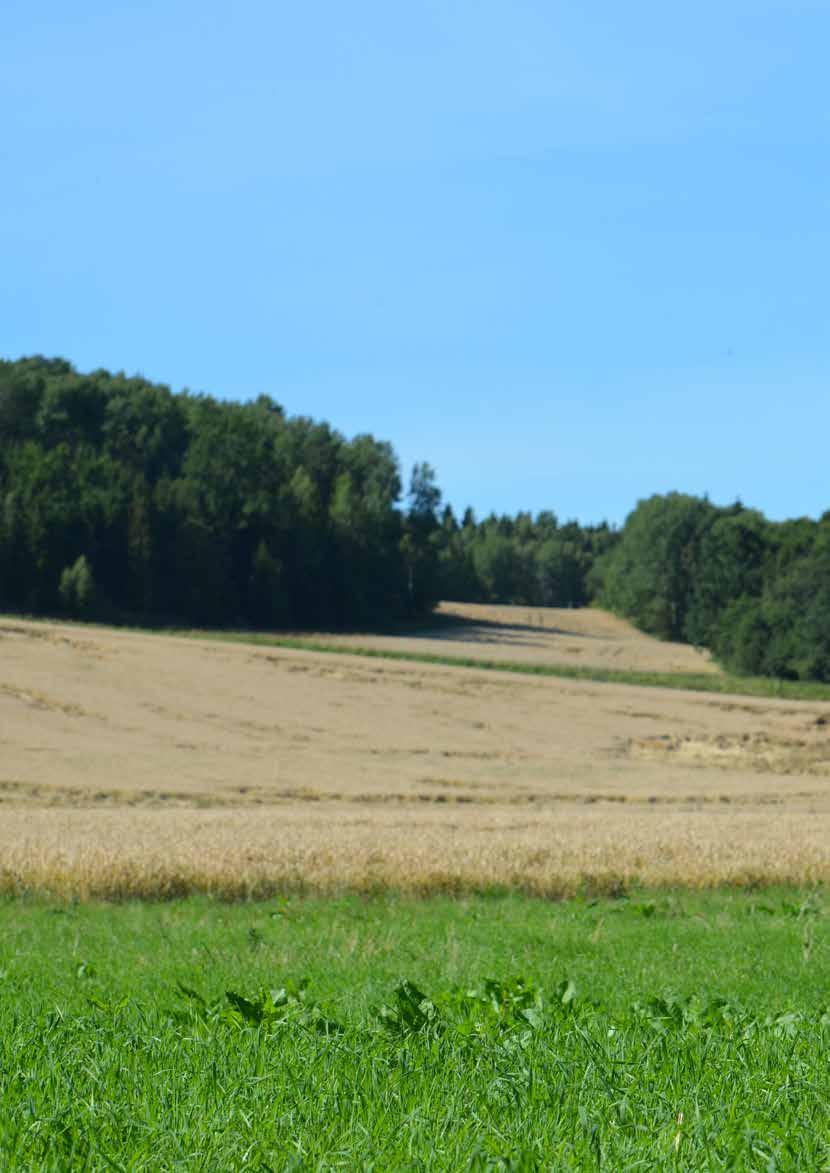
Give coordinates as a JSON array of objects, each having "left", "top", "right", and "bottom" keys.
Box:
[{"left": 1, "top": 610, "right": 827, "bottom": 896}]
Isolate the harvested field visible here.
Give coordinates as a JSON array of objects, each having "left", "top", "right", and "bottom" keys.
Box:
[
  {"left": 1, "top": 607, "right": 828, "bottom": 897},
  {"left": 304, "top": 600, "right": 723, "bottom": 675}
]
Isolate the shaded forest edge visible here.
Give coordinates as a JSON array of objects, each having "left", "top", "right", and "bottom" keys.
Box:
[{"left": 1, "top": 356, "right": 828, "bottom": 682}]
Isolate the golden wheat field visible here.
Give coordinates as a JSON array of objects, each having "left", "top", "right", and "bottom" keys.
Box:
[{"left": 1, "top": 604, "right": 828, "bottom": 898}]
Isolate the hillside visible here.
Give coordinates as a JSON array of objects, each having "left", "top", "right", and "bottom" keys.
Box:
[
  {"left": 3, "top": 356, "right": 829, "bottom": 683},
  {"left": 1, "top": 609, "right": 827, "bottom": 898},
  {"left": 312, "top": 600, "right": 721, "bottom": 675}
]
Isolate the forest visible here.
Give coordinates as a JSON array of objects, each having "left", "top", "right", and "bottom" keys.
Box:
[
  {"left": 597, "top": 491, "right": 830, "bottom": 682},
  {"left": 1, "top": 355, "right": 828, "bottom": 680}
]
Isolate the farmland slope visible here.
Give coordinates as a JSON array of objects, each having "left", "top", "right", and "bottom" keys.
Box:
[
  {"left": 300, "top": 600, "right": 723, "bottom": 675},
  {"left": 1, "top": 606, "right": 827, "bottom": 896}
]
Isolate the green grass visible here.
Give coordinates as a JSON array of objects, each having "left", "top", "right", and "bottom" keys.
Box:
[
  {"left": 182, "top": 630, "right": 830, "bottom": 703},
  {"left": 7, "top": 608, "right": 830, "bottom": 701},
  {"left": 1, "top": 889, "right": 827, "bottom": 1169}
]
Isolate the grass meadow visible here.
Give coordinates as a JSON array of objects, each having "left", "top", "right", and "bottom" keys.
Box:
[{"left": 2, "top": 889, "right": 827, "bottom": 1170}]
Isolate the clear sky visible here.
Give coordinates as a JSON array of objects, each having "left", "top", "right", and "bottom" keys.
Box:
[{"left": 3, "top": 1, "right": 827, "bottom": 526}]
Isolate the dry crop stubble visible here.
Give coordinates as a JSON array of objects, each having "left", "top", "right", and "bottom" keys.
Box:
[
  {"left": 1, "top": 607, "right": 828, "bottom": 898},
  {"left": 297, "top": 600, "right": 725, "bottom": 676}
]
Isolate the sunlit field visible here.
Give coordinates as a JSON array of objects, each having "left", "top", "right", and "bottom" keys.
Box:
[
  {"left": 1, "top": 889, "right": 827, "bottom": 1169},
  {"left": 2, "top": 606, "right": 829, "bottom": 898}
]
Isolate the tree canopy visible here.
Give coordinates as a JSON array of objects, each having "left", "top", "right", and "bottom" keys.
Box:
[
  {"left": 2, "top": 356, "right": 828, "bottom": 682},
  {"left": 595, "top": 493, "right": 830, "bottom": 681},
  {"left": 0, "top": 357, "right": 607, "bottom": 630}
]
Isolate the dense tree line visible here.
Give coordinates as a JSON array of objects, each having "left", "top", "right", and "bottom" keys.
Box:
[
  {"left": 3, "top": 358, "right": 827, "bottom": 682},
  {"left": 0, "top": 357, "right": 605, "bottom": 630},
  {"left": 596, "top": 493, "right": 830, "bottom": 682},
  {"left": 433, "top": 507, "right": 616, "bottom": 609},
  {"left": 0, "top": 357, "right": 423, "bottom": 627}
]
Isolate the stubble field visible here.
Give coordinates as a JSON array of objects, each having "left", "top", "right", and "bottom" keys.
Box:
[{"left": 2, "top": 603, "right": 828, "bottom": 899}]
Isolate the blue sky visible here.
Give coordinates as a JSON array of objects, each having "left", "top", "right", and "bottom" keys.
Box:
[{"left": 3, "top": 1, "right": 827, "bottom": 525}]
